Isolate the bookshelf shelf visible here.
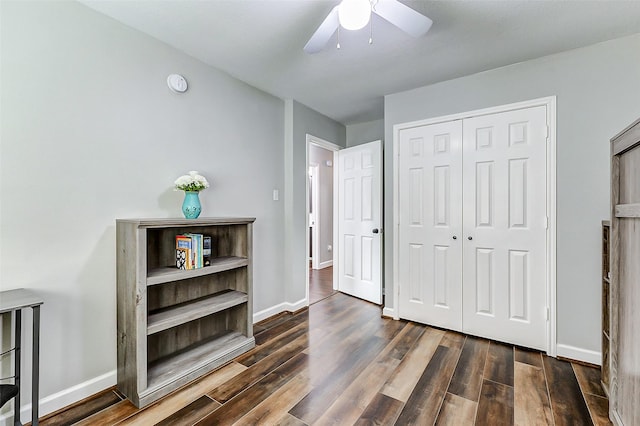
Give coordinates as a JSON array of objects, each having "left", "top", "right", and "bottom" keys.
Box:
[
  {"left": 147, "top": 290, "right": 248, "bottom": 335},
  {"left": 116, "top": 217, "right": 255, "bottom": 408},
  {"left": 146, "top": 256, "right": 249, "bottom": 286},
  {"left": 141, "top": 330, "right": 253, "bottom": 407}
]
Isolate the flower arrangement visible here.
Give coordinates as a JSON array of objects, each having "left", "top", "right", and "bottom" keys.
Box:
[{"left": 174, "top": 171, "right": 210, "bottom": 192}]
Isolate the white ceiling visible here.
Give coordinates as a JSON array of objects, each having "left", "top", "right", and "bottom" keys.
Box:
[{"left": 81, "top": 0, "right": 640, "bottom": 125}]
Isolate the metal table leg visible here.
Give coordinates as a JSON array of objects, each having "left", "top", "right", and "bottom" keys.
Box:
[
  {"left": 14, "top": 310, "right": 21, "bottom": 426},
  {"left": 31, "top": 306, "right": 39, "bottom": 426}
]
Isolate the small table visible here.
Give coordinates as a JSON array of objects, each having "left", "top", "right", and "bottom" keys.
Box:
[{"left": 0, "top": 289, "right": 43, "bottom": 426}]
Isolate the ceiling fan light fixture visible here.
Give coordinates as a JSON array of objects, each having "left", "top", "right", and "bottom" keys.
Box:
[{"left": 338, "top": 0, "right": 371, "bottom": 31}]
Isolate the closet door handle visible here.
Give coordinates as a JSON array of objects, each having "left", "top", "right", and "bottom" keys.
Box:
[
  {"left": 452, "top": 236, "right": 457, "bottom": 240},
  {"left": 468, "top": 236, "right": 473, "bottom": 240},
  {"left": 372, "top": 228, "right": 380, "bottom": 234}
]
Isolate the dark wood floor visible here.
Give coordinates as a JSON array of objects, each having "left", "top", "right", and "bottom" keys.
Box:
[
  {"left": 38, "top": 293, "right": 611, "bottom": 426},
  {"left": 309, "top": 266, "right": 336, "bottom": 305}
]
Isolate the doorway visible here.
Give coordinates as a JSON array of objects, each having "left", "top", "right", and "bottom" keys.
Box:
[{"left": 306, "top": 135, "right": 340, "bottom": 305}]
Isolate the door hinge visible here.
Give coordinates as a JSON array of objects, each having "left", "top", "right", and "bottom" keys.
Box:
[
  {"left": 546, "top": 307, "right": 550, "bottom": 321},
  {"left": 544, "top": 216, "right": 549, "bottom": 229}
]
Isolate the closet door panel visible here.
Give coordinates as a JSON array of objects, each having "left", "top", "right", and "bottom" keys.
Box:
[
  {"left": 398, "top": 120, "right": 463, "bottom": 330},
  {"left": 461, "top": 105, "right": 548, "bottom": 350}
]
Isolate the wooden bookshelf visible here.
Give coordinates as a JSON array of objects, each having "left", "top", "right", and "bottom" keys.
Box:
[{"left": 116, "top": 217, "right": 255, "bottom": 408}]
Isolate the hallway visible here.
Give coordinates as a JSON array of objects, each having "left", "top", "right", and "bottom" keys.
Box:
[{"left": 309, "top": 266, "right": 335, "bottom": 305}]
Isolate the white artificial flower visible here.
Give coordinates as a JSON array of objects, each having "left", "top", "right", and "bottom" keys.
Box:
[{"left": 174, "top": 171, "right": 211, "bottom": 192}]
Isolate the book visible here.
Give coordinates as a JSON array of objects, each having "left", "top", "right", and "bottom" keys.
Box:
[
  {"left": 203, "top": 236, "right": 212, "bottom": 267},
  {"left": 176, "top": 248, "right": 188, "bottom": 270},
  {"left": 176, "top": 235, "right": 193, "bottom": 270},
  {"left": 185, "top": 233, "right": 203, "bottom": 269}
]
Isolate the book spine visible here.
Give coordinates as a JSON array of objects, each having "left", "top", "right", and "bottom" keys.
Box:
[
  {"left": 176, "top": 235, "right": 193, "bottom": 270},
  {"left": 176, "top": 248, "right": 188, "bottom": 270},
  {"left": 185, "top": 233, "right": 203, "bottom": 269},
  {"left": 203, "top": 236, "right": 212, "bottom": 267}
]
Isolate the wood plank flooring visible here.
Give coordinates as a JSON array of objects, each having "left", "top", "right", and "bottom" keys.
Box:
[
  {"left": 37, "top": 293, "right": 611, "bottom": 426},
  {"left": 308, "top": 266, "right": 335, "bottom": 305}
]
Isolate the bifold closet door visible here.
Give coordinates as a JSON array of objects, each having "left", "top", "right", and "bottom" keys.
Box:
[
  {"left": 398, "top": 120, "right": 463, "bottom": 330},
  {"left": 397, "top": 105, "right": 548, "bottom": 351},
  {"left": 461, "top": 105, "right": 547, "bottom": 351}
]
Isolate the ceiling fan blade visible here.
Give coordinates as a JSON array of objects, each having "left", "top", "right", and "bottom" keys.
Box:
[
  {"left": 373, "top": 0, "right": 432, "bottom": 38},
  {"left": 304, "top": 6, "right": 340, "bottom": 54}
]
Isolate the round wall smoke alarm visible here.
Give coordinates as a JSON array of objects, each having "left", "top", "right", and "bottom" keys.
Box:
[{"left": 167, "top": 74, "right": 188, "bottom": 93}]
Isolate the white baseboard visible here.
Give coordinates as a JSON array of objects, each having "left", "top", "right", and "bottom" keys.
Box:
[
  {"left": 556, "top": 343, "right": 601, "bottom": 366},
  {"left": 611, "top": 409, "right": 623, "bottom": 426},
  {"left": 0, "top": 370, "right": 116, "bottom": 426},
  {"left": 382, "top": 306, "right": 395, "bottom": 318},
  {"left": 253, "top": 299, "right": 308, "bottom": 324},
  {"left": 317, "top": 260, "right": 333, "bottom": 269}
]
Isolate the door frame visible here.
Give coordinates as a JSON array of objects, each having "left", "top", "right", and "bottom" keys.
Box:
[
  {"left": 306, "top": 134, "right": 341, "bottom": 304},
  {"left": 309, "top": 164, "right": 320, "bottom": 269},
  {"left": 392, "top": 96, "right": 557, "bottom": 356}
]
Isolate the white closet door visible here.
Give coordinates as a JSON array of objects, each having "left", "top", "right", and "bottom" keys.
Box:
[
  {"left": 398, "top": 120, "right": 463, "bottom": 330},
  {"left": 461, "top": 105, "right": 548, "bottom": 350}
]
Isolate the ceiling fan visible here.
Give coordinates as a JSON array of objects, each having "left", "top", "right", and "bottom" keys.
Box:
[{"left": 304, "top": 0, "right": 433, "bottom": 54}]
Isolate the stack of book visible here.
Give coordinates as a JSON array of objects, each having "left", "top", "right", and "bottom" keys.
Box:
[{"left": 176, "top": 234, "right": 212, "bottom": 270}]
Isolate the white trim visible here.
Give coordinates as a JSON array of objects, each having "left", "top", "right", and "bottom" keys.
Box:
[
  {"left": 392, "top": 96, "right": 558, "bottom": 355},
  {"left": 306, "top": 134, "right": 341, "bottom": 299},
  {"left": 318, "top": 260, "right": 333, "bottom": 269},
  {"left": 556, "top": 344, "right": 601, "bottom": 366},
  {"left": 382, "top": 307, "right": 395, "bottom": 318},
  {"left": 393, "top": 97, "right": 556, "bottom": 131},
  {"left": 283, "top": 298, "right": 308, "bottom": 313},
  {"left": 546, "top": 97, "right": 558, "bottom": 357},
  {"left": 392, "top": 122, "right": 401, "bottom": 320},
  {"left": 0, "top": 370, "right": 116, "bottom": 426},
  {"left": 309, "top": 163, "right": 320, "bottom": 270},
  {"left": 332, "top": 149, "right": 339, "bottom": 291},
  {"left": 253, "top": 303, "right": 290, "bottom": 324},
  {"left": 253, "top": 298, "right": 309, "bottom": 324},
  {"left": 611, "top": 409, "right": 624, "bottom": 426}
]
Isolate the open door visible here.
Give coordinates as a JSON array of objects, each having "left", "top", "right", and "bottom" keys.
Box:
[{"left": 337, "top": 140, "right": 383, "bottom": 304}]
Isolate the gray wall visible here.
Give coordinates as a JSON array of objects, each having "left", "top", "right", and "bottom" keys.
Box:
[
  {"left": 346, "top": 119, "right": 384, "bottom": 147},
  {"left": 1, "top": 0, "right": 285, "bottom": 418},
  {"left": 385, "top": 33, "right": 640, "bottom": 355},
  {"left": 309, "top": 144, "right": 334, "bottom": 267},
  {"left": 284, "top": 100, "right": 345, "bottom": 304}
]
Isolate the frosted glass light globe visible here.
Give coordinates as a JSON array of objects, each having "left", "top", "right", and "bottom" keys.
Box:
[{"left": 338, "top": 0, "right": 371, "bottom": 31}]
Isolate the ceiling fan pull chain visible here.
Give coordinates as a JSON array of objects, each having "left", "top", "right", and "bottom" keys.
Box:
[
  {"left": 337, "top": 25, "right": 341, "bottom": 49},
  {"left": 369, "top": 15, "right": 373, "bottom": 44}
]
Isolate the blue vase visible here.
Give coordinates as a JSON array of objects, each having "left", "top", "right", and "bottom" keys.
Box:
[{"left": 182, "top": 191, "right": 201, "bottom": 219}]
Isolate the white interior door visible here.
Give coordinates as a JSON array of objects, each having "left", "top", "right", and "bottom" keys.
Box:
[
  {"left": 396, "top": 104, "right": 549, "bottom": 351},
  {"left": 337, "top": 140, "right": 382, "bottom": 304},
  {"left": 461, "top": 105, "right": 548, "bottom": 350},
  {"left": 398, "top": 121, "right": 463, "bottom": 330}
]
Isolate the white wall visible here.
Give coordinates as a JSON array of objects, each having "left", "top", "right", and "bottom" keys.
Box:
[
  {"left": 346, "top": 119, "right": 384, "bottom": 147},
  {"left": 0, "top": 1, "right": 286, "bottom": 421},
  {"left": 385, "top": 33, "right": 640, "bottom": 361},
  {"left": 283, "top": 100, "right": 345, "bottom": 308},
  {"left": 309, "top": 144, "right": 334, "bottom": 267}
]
